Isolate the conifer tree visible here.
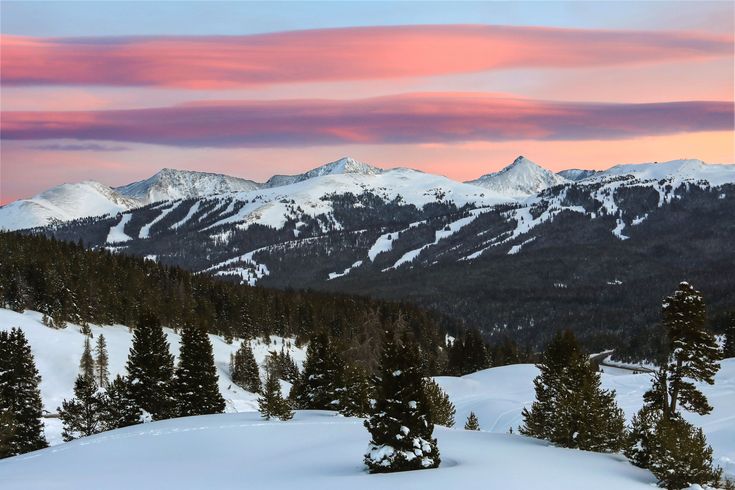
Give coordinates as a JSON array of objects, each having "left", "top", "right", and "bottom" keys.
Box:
[
  {"left": 627, "top": 283, "right": 722, "bottom": 486},
  {"left": 659, "top": 282, "right": 721, "bottom": 419},
  {"left": 364, "top": 331, "right": 440, "bottom": 473},
  {"left": 423, "top": 379, "right": 456, "bottom": 427},
  {"left": 126, "top": 312, "right": 176, "bottom": 420},
  {"left": 230, "top": 341, "right": 262, "bottom": 393},
  {"left": 339, "top": 364, "right": 373, "bottom": 418},
  {"left": 0, "top": 328, "right": 47, "bottom": 457},
  {"left": 99, "top": 375, "right": 141, "bottom": 431},
  {"left": 58, "top": 374, "right": 105, "bottom": 441},
  {"left": 79, "top": 336, "right": 95, "bottom": 381},
  {"left": 258, "top": 371, "right": 293, "bottom": 421},
  {"left": 95, "top": 334, "right": 110, "bottom": 388},
  {"left": 723, "top": 313, "right": 735, "bottom": 358},
  {"left": 0, "top": 411, "right": 17, "bottom": 459},
  {"left": 464, "top": 411, "right": 480, "bottom": 431},
  {"left": 173, "top": 325, "right": 225, "bottom": 416},
  {"left": 648, "top": 417, "right": 721, "bottom": 489},
  {"left": 520, "top": 330, "right": 626, "bottom": 452},
  {"left": 290, "top": 332, "right": 344, "bottom": 410}
]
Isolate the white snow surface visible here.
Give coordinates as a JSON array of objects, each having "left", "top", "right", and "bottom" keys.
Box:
[
  {"left": 467, "top": 156, "right": 570, "bottom": 197},
  {"left": 105, "top": 213, "right": 133, "bottom": 244}
]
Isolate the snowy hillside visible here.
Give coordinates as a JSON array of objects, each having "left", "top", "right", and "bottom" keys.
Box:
[
  {"left": 594, "top": 158, "right": 735, "bottom": 186},
  {"left": 116, "top": 167, "right": 260, "bottom": 202},
  {"left": 0, "top": 308, "right": 306, "bottom": 445},
  {"left": 264, "top": 156, "right": 383, "bottom": 187},
  {"left": 3, "top": 306, "right": 733, "bottom": 485},
  {"left": 435, "top": 361, "right": 735, "bottom": 480},
  {"left": 0, "top": 411, "right": 657, "bottom": 490},
  {"left": 0, "top": 181, "right": 139, "bottom": 231},
  {"left": 466, "top": 156, "right": 570, "bottom": 197}
]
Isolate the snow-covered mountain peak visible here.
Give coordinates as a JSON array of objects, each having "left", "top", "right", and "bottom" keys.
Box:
[
  {"left": 116, "top": 168, "right": 260, "bottom": 203},
  {"left": 264, "top": 156, "right": 382, "bottom": 188},
  {"left": 466, "top": 156, "right": 569, "bottom": 197}
]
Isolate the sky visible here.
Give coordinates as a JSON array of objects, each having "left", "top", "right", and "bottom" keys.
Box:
[{"left": 1, "top": 1, "right": 733, "bottom": 203}]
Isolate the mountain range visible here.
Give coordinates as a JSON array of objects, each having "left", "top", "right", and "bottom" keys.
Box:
[
  {"left": 3, "top": 155, "right": 734, "bottom": 357},
  {"left": 0, "top": 156, "right": 579, "bottom": 230}
]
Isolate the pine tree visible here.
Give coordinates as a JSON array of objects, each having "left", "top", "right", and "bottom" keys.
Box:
[
  {"left": 723, "top": 312, "right": 735, "bottom": 358},
  {"left": 290, "top": 332, "right": 344, "bottom": 410},
  {"left": 230, "top": 341, "right": 261, "bottom": 393},
  {"left": 661, "top": 282, "right": 722, "bottom": 419},
  {"left": 95, "top": 334, "right": 110, "bottom": 388},
  {"left": 0, "top": 411, "right": 17, "bottom": 458},
  {"left": 173, "top": 325, "right": 225, "bottom": 417},
  {"left": 423, "top": 379, "right": 456, "bottom": 427},
  {"left": 99, "top": 375, "right": 141, "bottom": 431},
  {"left": 258, "top": 371, "right": 293, "bottom": 421},
  {"left": 79, "top": 336, "right": 95, "bottom": 382},
  {"left": 126, "top": 312, "right": 176, "bottom": 420},
  {"left": 464, "top": 411, "right": 480, "bottom": 431},
  {"left": 364, "top": 331, "right": 440, "bottom": 473},
  {"left": 648, "top": 416, "right": 722, "bottom": 489},
  {"left": 520, "top": 330, "right": 626, "bottom": 452},
  {"left": 0, "top": 328, "right": 47, "bottom": 457},
  {"left": 627, "top": 283, "right": 723, "bottom": 485},
  {"left": 58, "top": 374, "right": 105, "bottom": 441},
  {"left": 339, "top": 364, "right": 373, "bottom": 418}
]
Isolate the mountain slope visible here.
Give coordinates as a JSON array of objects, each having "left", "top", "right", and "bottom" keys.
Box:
[
  {"left": 0, "top": 181, "right": 139, "bottom": 231},
  {"left": 264, "top": 156, "right": 382, "bottom": 188},
  {"left": 116, "top": 167, "right": 261, "bottom": 202},
  {"left": 558, "top": 169, "right": 599, "bottom": 181},
  {"left": 467, "top": 156, "right": 570, "bottom": 197}
]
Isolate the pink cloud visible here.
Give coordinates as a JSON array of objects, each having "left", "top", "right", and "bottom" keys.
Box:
[
  {"left": 1, "top": 25, "right": 731, "bottom": 88},
  {"left": 2, "top": 93, "right": 732, "bottom": 147}
]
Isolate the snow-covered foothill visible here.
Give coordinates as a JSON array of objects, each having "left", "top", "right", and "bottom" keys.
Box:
[{"left": 0, "top": 308, "right": 305, "bottom": 445}]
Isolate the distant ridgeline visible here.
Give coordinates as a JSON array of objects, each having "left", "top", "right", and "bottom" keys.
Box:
[{"left": 0, "top": 232, "right": 481, "bottom": 374}]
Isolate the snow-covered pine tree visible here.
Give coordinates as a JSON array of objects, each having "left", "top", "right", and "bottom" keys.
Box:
[
  {"left": 58, "top": 374, "right": 105, "bottom": 441},
  {"left": 661, "top": 282, "right": 721, "bottom": 419},
  {"left": 99, "top": 375, "right": 141, "bottom": 431},
  {"left": 290, "top": 332, "right": 344, "bottom": 410},
  {"left": 722, "top": 312, "right": 735, "bottom": 358},
  {"left": 0, "top": 328, "right": 47, "bottom": 457},
  {"left": 230, "top": 341, "right": 261, "bottom": 393},
  {"left": 647, "top": 416, "right": 721, "bottom": 489},
  {"left": 627, "top": 283, "right": 723, "bottom": 487},
  {"left": 521, "top": 330, "right": 626, "bottom": 452},
  {"left": 173, "top": 325, "right": 225, "bottom": 416},
  {"left": 79, "top": 336, "right": 95, "bottom": 381},
  {"left": 126, "top": 312, "right": 176, "bottom": 420},
  {"left": 464, "top": 411, "right": 480, "bottom": 431},
  {"left": 364, "top": 331, "right": 440, "bottom": 473},
  {"left": 95, "top": 334, "right": 110, "bottom": 388},
  {"left": 423, "top": 379, "right": 456, "bottom": 427},
  {"left": 339, "top": 364, "right": 373, "bottom": 418},
  {"left": 258, "top": 371, "right": 293, "bottom": 421}
]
